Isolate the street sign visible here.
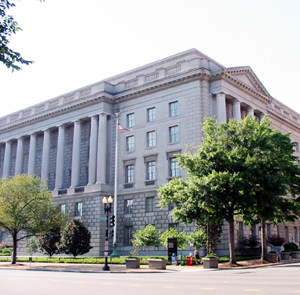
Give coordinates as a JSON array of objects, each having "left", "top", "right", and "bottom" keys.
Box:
[{"left": 98, "top": 218, "right": 106, "bottom": 221}]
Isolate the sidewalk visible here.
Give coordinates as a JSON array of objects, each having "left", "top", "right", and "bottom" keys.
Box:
[{"left": 0, "top": 259, "right": 299, "bottom": 273}]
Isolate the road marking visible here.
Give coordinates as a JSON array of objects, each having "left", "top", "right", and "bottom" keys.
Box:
[
  {"left": 201, "top": 288, "right": 216, "bottom": 290},
  {"left": 293, "top": 291, "right": 300, "bottom": 293},
  {"left": 74, "top": 281, "right": 85, "bottom": 284},
  {"left": 163, "top": 286, "right": 177, "bottom": 288},
  {"left": 130, "top": 285, "right": 142, "bottom": 287},
  {"left": 244, "top": 290, "right": 261, "bottom": 292}
]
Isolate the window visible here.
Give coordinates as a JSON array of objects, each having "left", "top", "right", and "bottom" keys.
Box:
[
  {"left": 169, "top": 101, "right": 178, "bottom": 117},
  {"left": 127, "top": 113, "right": 134, "bottom": 128},
  {"left": 169, "top": 202, "right": 176, "bottom": 211},
  {"left": 267, "top": 223, "right": 271, "bottom": 237},
  {"left": 60, "top": 204, "right": 66, "bottom": 214},
  {"left": 169, "top": 223, "right": 179, "bottom": 230},
  {"left": 285, "top": 226, "right": 289, "bottom": 242},
  {"left": 124, "top": 226, "right": 133, "bottom": 246},
  {"left": 1, "top": 232, "right": 6, "bottom": 242},
  {"left": 147, "top": 131, "right": 156, "bottom": 147},
  {"left": 124, "top": 199, "right": 133, "bottom": 214},
  {"left": 146, "top": 161, "right": 156, "bottom": 180},
  {"left": 237, "top": 221, "right": 244, "bottom": 242},
  {"left": 294, "top": 227, "right": 299, "bottom": 243},
  {"left": 126, "top": 136, "right": 134, "bottom": 152},
  {"left": 169, "top": 157, "right": 179, "bottom": 177},
  {"left": 125, "top": 165, "right": 134, "bottom": 183},
  {"left": 295, "top": 142, "right": 299, "bottom": 153},
  {"left": 146, "top": 197, "right": 155, "bottom": 212},
  {"left": 169, "top": 125, "right": 179, "bottom": 143},
  {"left": 147, "top": 107, "right": 156, "bottom": 122},
  {"left": 75, "top": 202, "right": 83, "bottom": 217}
]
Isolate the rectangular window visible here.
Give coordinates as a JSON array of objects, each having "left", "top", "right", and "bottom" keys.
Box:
[
  {"left": 294, "top": 227, "right": 299, "bottom": 243},
  {"left": 147, "top": 107, "right": 156, "bottom": 122},
  {"left": 169, "top": 223, "right": 179, "bottom": 230},
  {"left": 285, "top": 226, "right": 289, "bottom": 242},
  {"left": 127, "top": 113, "right": 135, "bottom": 128},
  {"left": 124, "top": 226, "right": 133, "bottom": 246},
  {"left": 169, "top": 157, "right": 179, "bottom": 177},
  {"left": 125, "top": 165, "right": 134, "bottom": 183},
  {"left": 267, "top": 224, "right": 271, "bottom": 237},
  {"left": 75, "top": 202, "right": 83, "bottom": 217},
  {"left": 146, "top": 197, "right": 155, "bottom": 212},
  {"left": 60, "top": 204, "right": 66, "bottom": 214},
  {"left": 169, "top": 101, "right": 178, "bottom": 117},
  {"left": 124, "top": 199, "right": 133, "bottom": 214},
  {"left": 237, "top": 221, "right": 244, "bottom": 242},
  {"left": 169, "top": 125, "right": 179, "bottom": 143},
  {"left": 1, "top": 232, "right": 6, "bottom": 242},
  {"left": 126, "top": 136, "right": 134, "bottom": 152},
  {"left": 146, "top": 161, "right": 156, "bottom": 180},
  {"left": 147, "top": 131, "right": 156, "bottom": 148}
]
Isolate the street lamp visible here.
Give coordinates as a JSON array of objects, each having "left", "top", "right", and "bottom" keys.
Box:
[{"left": 102, "top": 196, "right": 113, "bottom": 271}]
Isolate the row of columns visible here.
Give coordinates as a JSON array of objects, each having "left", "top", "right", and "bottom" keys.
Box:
[
  {"left": 216, "top": 92, "right": 263, "bottom": 123},
  {"left": 1, "top": 113, "right": 109, "bottom": 190}
]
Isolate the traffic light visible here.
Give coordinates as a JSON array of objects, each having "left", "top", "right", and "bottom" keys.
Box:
[
  {"left": 110, "top": 229, "right": 114, "bottom": 238},
  {"left": 110, "top": 215, "right": 115, "bottom": 227}
]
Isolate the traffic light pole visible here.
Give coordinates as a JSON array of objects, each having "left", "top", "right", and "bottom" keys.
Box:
[{"left": 102, "top": 197, "right": 113, "bottom": 271}]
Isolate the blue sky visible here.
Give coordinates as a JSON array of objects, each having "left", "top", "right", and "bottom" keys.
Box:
[{"left": 1, "top": 0, "right": 300, "bottom": 117}]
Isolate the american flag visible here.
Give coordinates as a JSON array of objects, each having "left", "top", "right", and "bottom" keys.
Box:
[{"left": 118, "top": 123, "right": 132, "bottom": 131}]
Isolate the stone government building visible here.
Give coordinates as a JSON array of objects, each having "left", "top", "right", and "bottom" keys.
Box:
[{"left": 0, "top": 48, "right": 300, "bottom": 255}]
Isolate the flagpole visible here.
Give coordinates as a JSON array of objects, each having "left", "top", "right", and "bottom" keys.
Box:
[{"left": 110, "top": 112, "right": 119, "bottom": 257}]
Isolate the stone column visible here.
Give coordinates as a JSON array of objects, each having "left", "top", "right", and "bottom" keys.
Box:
[
  {"left": 28, "top": 133, "right": 37, "bottom": 176},
  {"left": 70, "top": 120, "right": 82, "bottom": 188},
  {"left": 87, "top": 115, "right": 98, "bottom": 185},
  {"left": 247, "top": 107, "right": 255, "bottom": 118},
  {"left": 3, "top": 141, "right": 12, "bottom": 178},
  {"left": 232, "top": 100, "right": 242, "bottom": 121},
  {"left": 96, "top": 113, "right": 108, "bottom": 184},
  {"left": 55, "top": 125, "right": 66, "bottom": 190},
  {"left": 41, "top": 129, "right": 51, "bottom": 181},
  {"left": 15, "top": 137, "right": 24, "bottom": 175},
  {"left": 216, "top": 92, "right": 227, "bottom": 122}
]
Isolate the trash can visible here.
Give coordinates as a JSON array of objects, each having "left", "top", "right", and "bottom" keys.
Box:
[{"left": 186, "top": 256, "right": 193, "bottom": 266}]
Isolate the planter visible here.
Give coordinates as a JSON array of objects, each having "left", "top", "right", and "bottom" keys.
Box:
[
  {"left": 291, "top": 251, "right": 300, "bottom": 259},
  {"left": 267, "top": 252, "right": 279, "bottom": 262},
  {"left": 281, "top": 252, "right": 291, "bottom": 261},
  {"left": 147, "top": 259, "right": 167, "bottom": 270},
  {"left": 202, "top": 257, "right": 219, "bottom": 269},
  {"left": 125, "top": 258, "right": 140, "bottom": 269}
]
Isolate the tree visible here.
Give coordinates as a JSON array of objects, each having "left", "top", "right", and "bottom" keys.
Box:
[
  {"left": 59, "top": 219, "right": 92, "bottom": 257},
  {"left": 131, "top": 224, "right": 160, "bottom": 256},
  {"left": 38, "top": 227, "right": 61, "bottom": 257},
  {"left": 158, "top": 116, "right": 300, "bottom": 264},
  {"left": 159, "top": 228, "right": 188, "bottom": 250},
  {"left": 0, "top": 174, "right": 67, "bottom": 264},
  {"left": 25, "top": 236, "right": 39, "bottom": 256},
  {"left": 0, "top": 0, "right": 44, "bottom": 71}
]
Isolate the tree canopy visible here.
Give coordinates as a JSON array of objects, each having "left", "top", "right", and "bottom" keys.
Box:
[
  {"left": 158, "top": 116, "right": 300, "bottom": 264},
  {"left": 0, "top": 0, "right": 44, "bottom": 71},
  {"left": 0, "top": 174, "right": 67, "bottom": 263},
  {"left": 158, "top": 228, "right": 188, "bottom": 250}
]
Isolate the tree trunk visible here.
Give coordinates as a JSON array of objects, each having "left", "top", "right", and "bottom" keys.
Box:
[
  {"left": 229, "top": 217, "right": 236, "bottom": 264},
  {"left": 261, "top": 218, "right": 267, "bottom": 260},
  {"left": 12, "top": 232, "right": 17, "bottom": 264}
]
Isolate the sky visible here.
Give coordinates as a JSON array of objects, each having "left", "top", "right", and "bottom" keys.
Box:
[{"left": 1, "top": 0, "right": 300, "bottom": 118}]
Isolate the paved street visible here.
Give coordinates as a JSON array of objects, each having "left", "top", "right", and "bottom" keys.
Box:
[{"left": 0, "top": 263, "right": 300, "bottom": 295}]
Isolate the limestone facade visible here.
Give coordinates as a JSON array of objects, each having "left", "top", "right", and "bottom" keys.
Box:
[{"left": 1, "top": 48, "right": 300, "bottom": 255}]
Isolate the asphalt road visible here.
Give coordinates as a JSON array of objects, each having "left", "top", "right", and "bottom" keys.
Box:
[{"left": 1, "top": 263, "right": 300, "bottom": 295}]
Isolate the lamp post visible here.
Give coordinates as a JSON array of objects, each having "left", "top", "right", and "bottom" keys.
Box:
[{"left": 102, "top": 196, "right": 113, "bottom": 271}]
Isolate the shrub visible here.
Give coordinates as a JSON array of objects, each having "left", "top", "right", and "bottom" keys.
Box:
[
  {"left": 267, "top": 235, "right": 286, "bottom": 246},
  {"left": 284, "top": 242, "right": 299, "bottom": 252}
]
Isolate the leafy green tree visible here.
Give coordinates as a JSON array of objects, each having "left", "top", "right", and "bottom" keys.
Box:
[
  {"left": 158, "top": 116, "right": 300, "bottom": 264},
  {"left": 38, "top": 227, "right": 61, "bottom": 257},
  {"left": 0, "top": 0, "right": 44, "bottom": 71},
  {"left": 59, "top": 219, "right": 93, "bottom": 257},
  {"left": 159, "top": 228, "right": 188, "bottom": 250},
  {"left": 25, "top": 236, "right": 39, "bottom": 256},
  {"left": 131, "top": 224, "right": 160, "bottom": 256},
  {"left": 0, "top": 174, "right": 67, "bottom": 264}
]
